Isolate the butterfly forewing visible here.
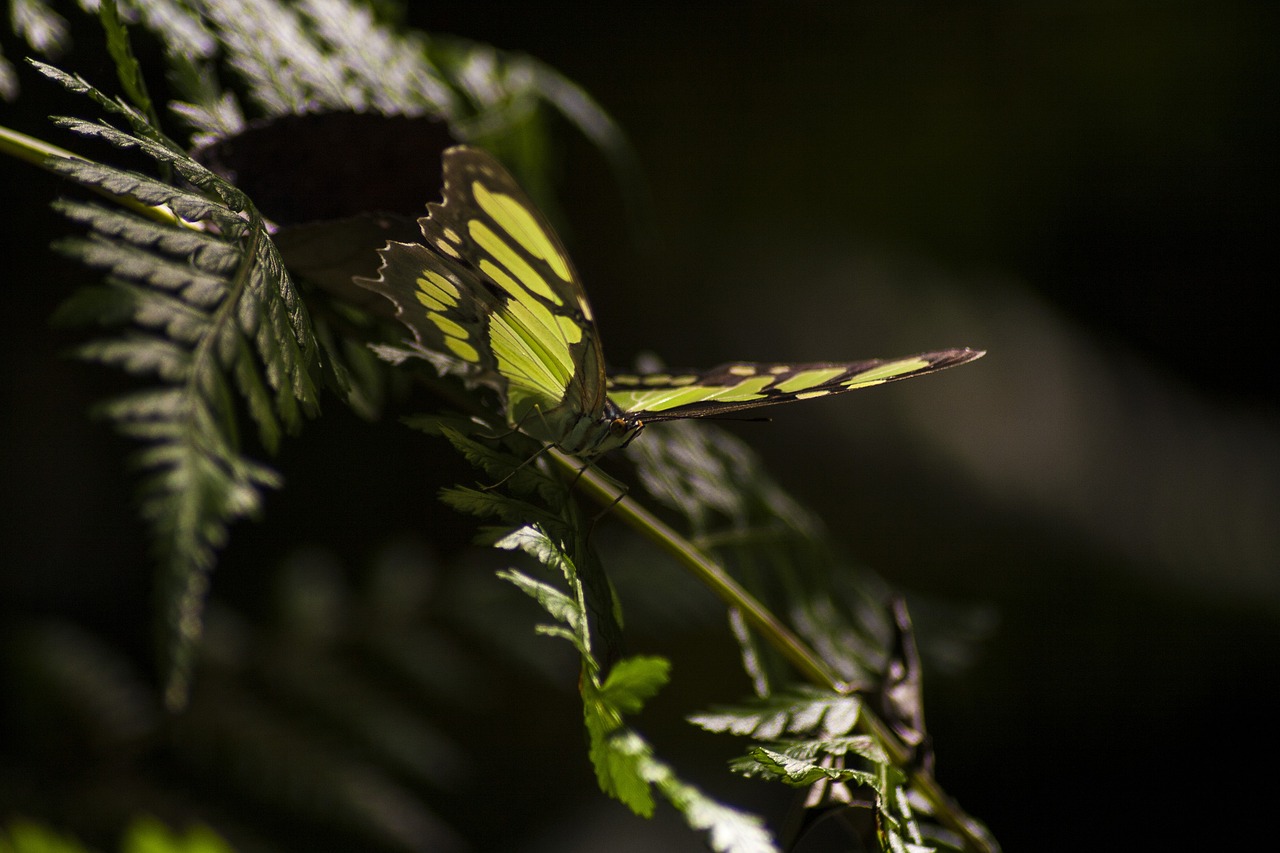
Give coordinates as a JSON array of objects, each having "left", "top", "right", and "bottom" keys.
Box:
[{"left": 606, "top": 349, "right": 984, "bottom": 420}]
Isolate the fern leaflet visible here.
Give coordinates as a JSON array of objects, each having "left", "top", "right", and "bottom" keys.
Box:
[
  {"left": 494, "top": 526, "right": 778, "bottom": 853},
  {"left": 42, "top": 64, "right": 321, "bottom": 710}
]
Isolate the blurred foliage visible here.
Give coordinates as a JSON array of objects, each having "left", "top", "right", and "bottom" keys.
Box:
[{"left": 0, "top": 815, "right": 233, "bottom": 853}]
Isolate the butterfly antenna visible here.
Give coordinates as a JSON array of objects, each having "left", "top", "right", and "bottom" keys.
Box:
[{"left": 690, "top": 414, "right": 773, "bottom": 425}]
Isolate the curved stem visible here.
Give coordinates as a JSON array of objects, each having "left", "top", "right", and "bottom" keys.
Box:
[
  {"left": 550, "top": 449, "right": 1001, "bottom": 853},
  {"left": 551, "top": 448, "right": 849, "bottom": 693}
]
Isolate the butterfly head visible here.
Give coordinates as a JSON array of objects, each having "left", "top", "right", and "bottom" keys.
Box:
[
  {"left": 565, "top": 408, "right": 644, "bottom": 459},
  {"left": 606, "top": 413, "right": 645, "bottom": 453}
]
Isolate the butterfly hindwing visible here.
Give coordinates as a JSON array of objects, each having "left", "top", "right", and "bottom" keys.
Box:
[
  {"left": 366, "top": 235, "right": 499, "bottom": 377},
  {"left": 606, "top": 350, "right": 983, "bottom": 420},
  {"left": 360, "top": 147, "right": 610, "bottom": 443}
]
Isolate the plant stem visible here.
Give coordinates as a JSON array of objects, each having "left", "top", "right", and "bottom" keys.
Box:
[
  {"left": 551, "top": 448, "right": 850, "bottom": 693},
  {"left": 0, "top": 123, "right": 182, "bottom": 224},
  {"left": 551, "top": 449, "right": 1001, "bottom": 853}
]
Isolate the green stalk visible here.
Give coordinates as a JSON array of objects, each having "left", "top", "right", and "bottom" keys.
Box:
[
  {"left": 0, "top": 123, "right": 182, "bottom": 225},
  {"left": 550, "top": 448, "right": 849, "bottom": 693}
]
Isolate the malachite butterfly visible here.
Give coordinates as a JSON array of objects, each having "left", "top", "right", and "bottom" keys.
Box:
[{"left": 358, "top": 146, "right": 984, "bottom": 457}]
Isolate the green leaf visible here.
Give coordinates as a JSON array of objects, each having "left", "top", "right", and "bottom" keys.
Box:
[
  {"left": 439, "top": 486, "right": 566, "bottom": 536},
  {"left": 99, "top": 0, "right": 159, "bottom": 130},
  {"left": 734, "top": 746, "right": 878, "bottom": 788},
  {"left": 599, "top": 655, "right": 670, "bottom": 715},
  {"left": 52, "top": 201, "right": 237, "bottom": 269},
  {"left": 76, "top": 334, "right": 192, "bottom": 381},
  {"left": 657, "top": 774, "right": 777, "bottom": 853},
  {"left": 689, "top": 689, "right": 863, "bottom": 740},
  {"left": 128, "top": 1, "right": 216, "bottom": 63},
  {"left": 121, "top": 816, "right": 234, "bottom": 853},
  {"left": 293, "top": 0, "right": 456, "bottom": 115},
  {"left": 0, "top": 817, "right": 89, "bottom": 853},
  {"left": 588, "top": 725, "right": 655, "bottom": 817},
  {"left": 493, "top": 524, "right": 576, "bottom": 576},
  {"left": 51, "top": 117, "right": 238, "bottom": 205},
  {"left": 776, "top": 734, "right": 888, "bottom": 764},
  {"left": 496, "top": 567, "right": 587, "bottom": 658},
  {"left": 690, "top": 688, "right": 950, "bottom": 850},
  {"left": 57, "top": 234, "right": 229, "bottom": 301},
  {"left": 45, "top": 155, "right": 235, "bottom": 223},
  {"left": 487, "top": 527, "right": 774, "bottom": 851},
  {"left": 232, "top": 335, "right": 282, "bottom": 454}
]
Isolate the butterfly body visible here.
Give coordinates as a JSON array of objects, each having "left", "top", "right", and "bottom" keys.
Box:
[{"left": 358, "top": 146, "right": 982, "bottom": 457}]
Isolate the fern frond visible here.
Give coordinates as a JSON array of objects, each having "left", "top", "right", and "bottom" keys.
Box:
[
  {"left": 47, "top": 68, "right": 322, "bottom": 710},
  {"left": 436, "top": 427, "right": 568, "bottom": 508},
  {"left": 76, "top": 334, "right": 192, "bottom": 380},
  {"left": 57, "top": 233, "right": 230, "bottom": 302},
  {"left": 732, "top": 746, "right": 880, "bottom": 789},
  {"left": 129, "top": 0, "right": 217, "bottom": 62},
  {"left": 169, "top": 87, "right": 245, "bottom": 142},
  {"left": 624, "top": 424, "right": 997, "bottom": 851},
  {"left": 50, "top": 115, "right": 246, "bottom": 208},
  {"left": 191, "top": 0, "right": 453, "bottom": 117},
  {"left": 689, "top": 688, "right": 864, "bottom": 740},
  {"left": 150, "top": 0, "right": 453, "bottom": 142},
  {"left": 1, "top": 0, "right": 67, "bottom": 100},
  {"left": 427, "top": 427, "right": 770, "bottom": 848},
  {"left": 99, "top": 0, "right": 161, "bottom": 130},
  {"left": 439, "top": 487, "right": 568, "bottom": 540},
  {"left": 494, "top": 527, "right": 777, "bottom": 853},
  {"left": 11, "top": 0, "right": 70, "bottom": 58},
  {"left": 700, "top": 690, "right": 947, "bottom": 848},
  {"left": 295, "top": 0, "right": 457, "bottom": 115},
  {"left": 54, "top": 200, "right": 239, "bottom": 265},
  {"left": 45, "top": 154, "right": 233, "bottom": 223},
  {"left": 198, "top": 0, "right": 352, "bottom": 114},
  {"left": 629, "top": 421, "right": 893, "bottom": 690},
  {"left": 32, "top": 60, "right": 171, "bottom": 145},
  {"left": 0, "top": 56, "right": 16, "bottom": 102}
]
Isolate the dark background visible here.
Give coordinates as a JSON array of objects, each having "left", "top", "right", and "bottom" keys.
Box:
[{"left": 3, "top": 2, "right": 1278, "bottom": 850}]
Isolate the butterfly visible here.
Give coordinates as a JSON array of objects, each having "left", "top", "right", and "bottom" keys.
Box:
[{"left": 358, "top": 146, "right": 984, "bottom": 458}]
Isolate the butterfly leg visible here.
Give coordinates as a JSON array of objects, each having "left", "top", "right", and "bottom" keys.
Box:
[
  {"left": 577, "top": 462, "right": 630, "bottom": 541},
  {"left": 477, "top": 441, "right": 553, "bottom": 491}
]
